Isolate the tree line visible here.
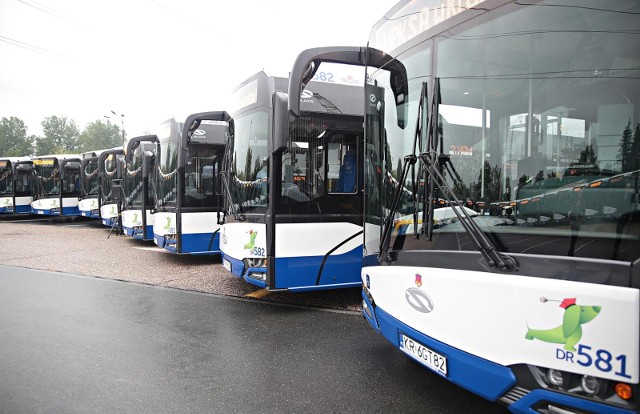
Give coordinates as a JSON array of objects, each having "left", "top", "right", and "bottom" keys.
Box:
[{"left": 0, "top": 115, "right": 124, "bottom": 157}]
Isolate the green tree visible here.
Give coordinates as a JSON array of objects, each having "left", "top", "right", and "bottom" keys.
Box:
[
  {"left": 578, "top": 144, "right": 597, "bottom": 164},
  {"left": 632, "top": 123, "right": 640, "bottom": 171},
  {"left": 78, "top": 120, "right": 122, "bottom": 153},
  {"left": 619, "top": 120, "right": 633, "bottom": 173},
  {"left": 243, "top": 147, "right": 253, "bottom": 180},
  {"left": 36, "top": 115, "right": 80, "bottom": 155},
  {"left": 0, "top": 117, "right": 33, "bottom": 156}
]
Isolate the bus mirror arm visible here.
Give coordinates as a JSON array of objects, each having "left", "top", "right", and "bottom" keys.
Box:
[
  {"left": 288, "top": 46, "right": 367, "bottom": 118},
  {"left": 287, "top": 46, "right": 408, "bottom": 129}
]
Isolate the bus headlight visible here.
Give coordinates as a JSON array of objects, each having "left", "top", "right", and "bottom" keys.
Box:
[
  {"left": 243, "top": 258, "right": 267, "bottom": 268},
  {"left": 546, "top": 369, "right": 564, "bottom": 387},
  {"left": 580, "top": 375, "right": 600, "bottom": 395}
]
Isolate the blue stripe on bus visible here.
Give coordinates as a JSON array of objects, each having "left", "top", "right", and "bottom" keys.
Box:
[
  {"left": 61, "top": 207, "right": 80, "bottom": 216},
  {"left": 31, "top": 208, "right": 78, "bottom": 216},
  {"left": 132, "top": 225, "right": 153, "bottom": 240},
  {"left": 509, "top": 389, "right": 636, "bottom": 414},
  {"left": 15, "top": 205, "right": 31, "bottom": 214},
  {"left": 274, "top": 245, "right": 362, "bottom": 290},
  {"left": 102, "top": 218, "right": 115, "bottom": 227},
  {"left": 179, "top": 232, "right": 220, "bottom": 254},
  {"left": 221, "top": 253, "right": 245, "bottom": 277},
  {"left": 154, "top": 234, "right": 167, "bottom": 248},
  {"left": 154, "top": 232, "right": 221, "bottom": 255},
  {"left": 374, "top": 306, "right": 516, "bottom": 401}
]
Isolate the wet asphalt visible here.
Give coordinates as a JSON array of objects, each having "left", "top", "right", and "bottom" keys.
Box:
[{"left": 0, "top": 266, "right": 506, "bottom": 413}]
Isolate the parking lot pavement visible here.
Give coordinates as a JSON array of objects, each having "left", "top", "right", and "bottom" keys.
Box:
[{"left": 0, "top": 216, "right": 362, "bottom": 312}]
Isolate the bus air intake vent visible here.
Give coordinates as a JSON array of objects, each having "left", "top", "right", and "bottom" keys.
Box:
[{"left": 499, "top": 386, "right": 530, "bottom": 405}]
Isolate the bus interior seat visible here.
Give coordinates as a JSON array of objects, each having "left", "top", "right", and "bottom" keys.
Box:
[{"left": 337, "top": 151, "right": 356, "bottom": 193}]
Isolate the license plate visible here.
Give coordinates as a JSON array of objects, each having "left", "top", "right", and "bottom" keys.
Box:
[
  {"left": 222, "top": 258, "right": 231, "bottom": 272},
  {"left": 399, "top": 333, "right": 447, "bottom": 376},
  {"left": 37, "top": 211, "right": 44, "bottom": 215}
]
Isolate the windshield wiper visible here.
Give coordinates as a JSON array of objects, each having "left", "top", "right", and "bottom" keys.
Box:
[
  {"left": 379, "top": 82, "right": 427, "bottom": 263},
  {"left": 419, "top": 79, "right": 517, "bottom": 271},
  {"left": 220, "top": 171, "right": 243, "bottom": 221}
]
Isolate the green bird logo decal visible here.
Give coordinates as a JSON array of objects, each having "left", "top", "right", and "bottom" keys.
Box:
[
  {"left": 244, "top": 230, "right": 257, "bottom": 250},
  {"left": 110, "top": 206, "right": 116, "bottom": 214},
  {"left": 133, "top": 212, "right": 139, "bottom": 223},
  {"left": 164, "top": 217, "right": 172, "bottom": 231},
  {"left": 525, "top": 297, "right": 601, "bottom": 352},
  {"left": 3, "top": 199, "right": 9, "bottom": 206}
]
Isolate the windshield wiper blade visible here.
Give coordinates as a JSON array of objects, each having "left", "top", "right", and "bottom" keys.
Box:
[
  {"left": 420, "top": 77, "right": 515, "bottom": 271},
  {"left": 378, "top": 82, "right": 427, "bottom": 263},
  {"left": 220, "top": 171, "right": 243, "bottom": 220},
  {"left": 419, "top": 151, "right": 517, "bottom": 271}
]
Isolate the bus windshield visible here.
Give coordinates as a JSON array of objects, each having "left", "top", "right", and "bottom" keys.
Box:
[
  {"left": 82, "top": 159, "right": 99, "bottom": 197},
  {"left": 367, "top": 0, "right": 640, "bottom": 263},
  {"left": 0, "top": 162, "right": 12, "bottom": 196},
  {"left": 34, "top": 159, "right": 60, "bottom": 197},
  {"left": 228, "top": 110, "right": 269, "bottom": 214},
  {"left": 183, "top": 142, "right": 224, "bottom": 208},
  {"left": 101, "top": 153, "right": 122, "bottom": 201},
  {"left": 125, "top": 149, "right": 145, "bottom": 208}
]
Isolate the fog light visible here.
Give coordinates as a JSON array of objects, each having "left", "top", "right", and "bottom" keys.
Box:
[
  {"left": 546, "top": 369, "right": 564, "bottom": 387},
  {"left": 362, "top": 300, "right": 373, "bottom": 319},
  {"left": 580, "top": 375, "right": 600, "bottom": 395},
  {"left": 615, "top": 383, "right": 633, "bottom": 400}
]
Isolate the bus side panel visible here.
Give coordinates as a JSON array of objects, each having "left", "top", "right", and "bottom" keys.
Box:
[
  {"left": 273, "top": 222, "right": 363, "bottom": 290},
  {"left": 180, "top": 212, "right": 223, "bottom": 254},
  {"left": 364, "top": 266, "right": 639, "bottom": 384},
  {"left": 273, "top": 245, "right": 362, "bottom": 290}
]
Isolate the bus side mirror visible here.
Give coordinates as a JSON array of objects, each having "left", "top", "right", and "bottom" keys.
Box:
[{"left": 272, "top": 91, "right": 289, "bottom": 155}]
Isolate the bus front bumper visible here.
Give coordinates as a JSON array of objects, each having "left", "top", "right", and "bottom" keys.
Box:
[{"left": 361, "top": 289, "right": 637, "bottom": 414}]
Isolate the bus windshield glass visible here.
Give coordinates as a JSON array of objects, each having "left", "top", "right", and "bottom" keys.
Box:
[
  {"left": 281, "top": 115, "right": 362, "bottom": 214},
  {"left": 183, "top": 142, "right": 224, "bottom": 208},
  {"left": 34, "top": 158, "right": 60, "bottom": 197},
  {"left": 83, "top": 159, "right": 99, "bottom": 196},
  {"left": 156, "top": 137, "right": 177, "bottom": 209},
  {"left": 125, "top": 148, "right": 145, "bottom": 208},
  {"left": 228, "top": 110, "right": 269, "bottom": 213},
  {"left": 367, "top": 0, "right": 640, "bottom": 263},
  {"left": 0, "top": 162, "right": 12, "bottom": 196},
  {"left": 62, "top": 162, "right": 81, "bottom": 197},
  {"left": 101, "top": 153, "right": 122, "bottom": 201}
]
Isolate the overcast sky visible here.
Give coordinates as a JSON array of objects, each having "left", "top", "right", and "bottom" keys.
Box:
[{"left": 0, "top": 0, "right": 396, "bottom": 140}]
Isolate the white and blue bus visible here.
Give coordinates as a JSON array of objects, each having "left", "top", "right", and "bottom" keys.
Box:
[
  {"left": 97, "top": 147, "right": 125, "bottom": 227},
  {"left": 121, "top": 135, "right": 158, "bottom": 240},
  {"left": 219, "top": 71, "right": 365, "bottom": 291},
  {"left": 153, "top": 113, "right": 231, "bottom": 255},
  {"left": 0, "top": 157, "right": 34, "bottom": 215},
  {"left": 78, "top": 150, "right": 103, "bottom": 218},
  {"left": 31, "top": 154, "right": 82, "bottom": 216},
  {"left": 287, "top": 0, "right": 639, "bottom": 412}
]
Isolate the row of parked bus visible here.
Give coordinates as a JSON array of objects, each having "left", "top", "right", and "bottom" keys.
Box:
[{"left": 1, "top": 1, "right": 639, "bottom": 413}]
